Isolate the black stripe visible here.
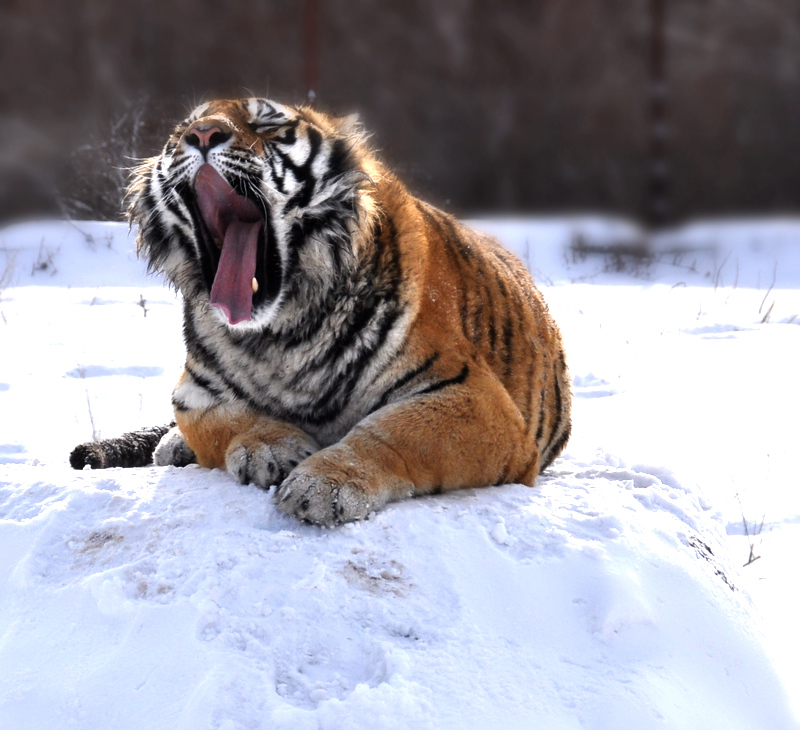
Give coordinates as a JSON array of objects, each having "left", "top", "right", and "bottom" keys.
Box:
[
  {"left": 519, "top": 356, "right": 535, "bottom": 432},
  {"left": 278, "top": 211, "right": 362, "bottom": 347},
  {"left": 495, "top": 273, "right": 508, "bottom": 298},
  {"left": 282, "top": 127, "right": 323, "bottom": 210},
  {"left": 540, "top": 353, "right": 568, "bottom": 469},
  {"left": 485, "top": 286, "right": 508, "bottom": 363},
  {"left": 470, "top": 299, "right": 484, "bottom": 346},
  {"left": 312, "top": 297, "right": 385, "bottom": 373},
  {"left": 438, "top": 221, "right": 472, "bottom": 340},
  {"left": 493, "top": 247, "right": 523, "bottom": 282},
  {"left": 287, "top": 214, "right": 401, "bottom": 375},
  {"left": 138, "top": 204, "right": 171, "bottom": 272},
  {"left": 549, "top": 359, "right": 563, "bottom": 442},
  {"left": 430, "top": 209, "right": 473, "bottom": 262},
  {"left": 140, "top": 189, "right": 157, "bottom": 219},
  {"left": 498, "top": 455, "right": 515, "bottom": 485},
  {"left": 541, "top": 426, "right": 571, "bottom": 472},
  {"left": 273, "top": 121, "right": 299, "bottom": 145},
  {"left": 458, "top": 290, "right": 471, "bottom": 339},
  {"left": 260, "top": 215, "right": 282, "bottom": 303},
  {"left": 374, "top": 353, "right": 440, "bottom": 411},
  {"left": 501, "top": 316, "right": 515, "bottom": 378},
  {"left": 183, "top": 308, "right": 267, "bottom": 412},
  {"left": 286, "top": 215, "right": 339, "bottom": 276},
  {"left": 323, "top": 138, "right": 351, "bottom": 183},
  {"left": 316, "top": 215, "right": 398, "bottom": 361},
  {"left": 300, "top": 217, "right": 405, "bottom": 417},
  {"left": 490, "top": 274, "right": 515, "bottom": 372},
  {"left": 267, "top": 154, "right": 287, "bottom": 194},
  {"left": 416, "top": 363, "right": 469, "bottom": 397},
  {"left": 416, "top": 203, "right": 471, "bottom": 339},
  {"left": 185, "top": 364, "right": 226, "bottom": 399},
  {"left": 282, "top": 292, "right": 341, "bottom": 349},
  {"left": 280, "top": 187, "right": 360, "bottom": 308},
  {"left": 535, "top": 380, "right": 547, "bottom": 443},
  {"left": 163, "top": 191, "right": 191, "bottom": 226},
  {"left": 327, "top": 223, "right": 402, "bottom": 360},
  {"left": 304, "top": 306, "right": 403, "bottom": 426},
  {"left": 462, "top": 239, "right": 496, "bottom": 350}
]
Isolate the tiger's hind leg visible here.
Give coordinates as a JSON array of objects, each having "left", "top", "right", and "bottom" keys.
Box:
[{"left": 153, "top": 425, "right": 197, "bottom": 467}]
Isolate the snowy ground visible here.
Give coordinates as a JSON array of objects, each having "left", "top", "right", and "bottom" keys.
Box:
[{"left": 0, "top": 217, "right": 798, "bottom": 729}]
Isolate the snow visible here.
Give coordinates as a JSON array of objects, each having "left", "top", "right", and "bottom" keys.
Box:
[{"left": 1, "top": 217, "right": 799, "bottom": 728}]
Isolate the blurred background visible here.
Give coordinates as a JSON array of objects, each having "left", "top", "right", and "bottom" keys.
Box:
[{"left": 1, "top": 0, "right": 799, "bottom": 225}]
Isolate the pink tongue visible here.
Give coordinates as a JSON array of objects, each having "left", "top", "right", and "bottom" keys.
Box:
[
  {"left": 194, "top": 164, "right": 263, "bottom": 324},
  {"left": 210, "top": 221, "right": 261, "bottom": 324}
]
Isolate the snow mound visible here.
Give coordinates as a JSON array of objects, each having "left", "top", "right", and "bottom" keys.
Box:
[{"left": 0, "top": 456, "right": 794, "bottom": 729}]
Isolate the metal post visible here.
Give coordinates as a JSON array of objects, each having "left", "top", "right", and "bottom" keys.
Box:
[{"left": 647, "top": 0, "right": 670, "bottom": 226}]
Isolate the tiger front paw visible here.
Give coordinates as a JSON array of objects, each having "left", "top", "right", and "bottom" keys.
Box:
[
  {"left": 273, "top": 447, "right": 402, "bottom": 526},
  {"left": 226, "top": 430, "right": 319, "bottom": 489},
  {"left": 275, "top": 470, "right": 374, "bottom": 526}
]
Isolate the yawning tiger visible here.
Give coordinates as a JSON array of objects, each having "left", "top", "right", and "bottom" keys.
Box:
[{"left": 70, "top": 98, "right": 572, "bottom": 525}]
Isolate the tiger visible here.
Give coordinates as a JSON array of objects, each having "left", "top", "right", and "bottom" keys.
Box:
[{"left": 70, "top": 97, "right": 572, "bottom": 526}]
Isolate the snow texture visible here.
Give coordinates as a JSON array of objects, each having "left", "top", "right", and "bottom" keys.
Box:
[{"left": 1, "top": 218, "right": 799, "bottom": 729}]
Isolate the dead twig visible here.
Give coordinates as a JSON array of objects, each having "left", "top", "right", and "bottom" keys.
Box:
[
  {"left": 713, "top": 249, "right": 732, "bottom": 291},
  {"left": 735, "top": 492, "right": 764, "bottom": 567},
  {"left": 76, "top": 366, "right": 101, "bottom": 441},
  {"left": 759, "top": 260, "right": 777, "bottom": 315}
]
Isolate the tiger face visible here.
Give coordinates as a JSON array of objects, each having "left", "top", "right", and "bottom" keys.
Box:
[
  {"left": 130, "top": 98, "right": 375, "bottom": 331},
  {"left": 112, "top": 97, "right": 573, "bottom": 525}
]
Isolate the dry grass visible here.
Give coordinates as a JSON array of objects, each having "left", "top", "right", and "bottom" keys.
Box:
[
  {"left": 735, "top": 492, "right": 765, "bottom": 567},
  {"left": 0, "top": 250, "right": 16, "bottom": 324}
]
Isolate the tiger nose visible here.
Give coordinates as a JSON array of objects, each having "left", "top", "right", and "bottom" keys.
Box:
[{"left": 182, "top": 121, "right": 232, "bottom": 155}]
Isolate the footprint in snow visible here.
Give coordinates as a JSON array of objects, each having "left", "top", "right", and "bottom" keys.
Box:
[
  {"left": 572, "top": 373, "right": 619, "bottom": 398},
  {"left": 65, "top": 365, "right": 164, "bottom": 378},
  {"left": 0, "top": 443, "right": 26, "bottom": 464}
]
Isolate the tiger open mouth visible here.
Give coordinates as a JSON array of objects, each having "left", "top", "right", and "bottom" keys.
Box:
[{"left": 193, "top": 164, "right": 276, "bottom": 325}]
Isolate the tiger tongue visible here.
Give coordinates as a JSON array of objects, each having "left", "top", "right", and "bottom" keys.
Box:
[
  {"left": 195, "top": 164, "right": 263, "bottom": 325},
  {"left": 209, "top": 220, "right": 260, "bottom": 324}
]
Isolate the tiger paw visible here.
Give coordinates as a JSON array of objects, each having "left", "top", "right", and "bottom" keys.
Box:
[
  {"left": 275, "top": 467, "right": 376, "bottom": 526},
  {"left": 154, "top": 426, "right": 196, "bottom": 467},
  {"left": 226, "top": 431, "right": 319, "bottom": 488}
]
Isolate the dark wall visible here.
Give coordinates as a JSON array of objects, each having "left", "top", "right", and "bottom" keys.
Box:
[{"left": 1, "top": 0, "right": 799, "bottom": 223}]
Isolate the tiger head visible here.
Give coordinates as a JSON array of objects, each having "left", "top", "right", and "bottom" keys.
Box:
[{"left": 128, "top": 98, "right": 379, "bottom": 330}]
